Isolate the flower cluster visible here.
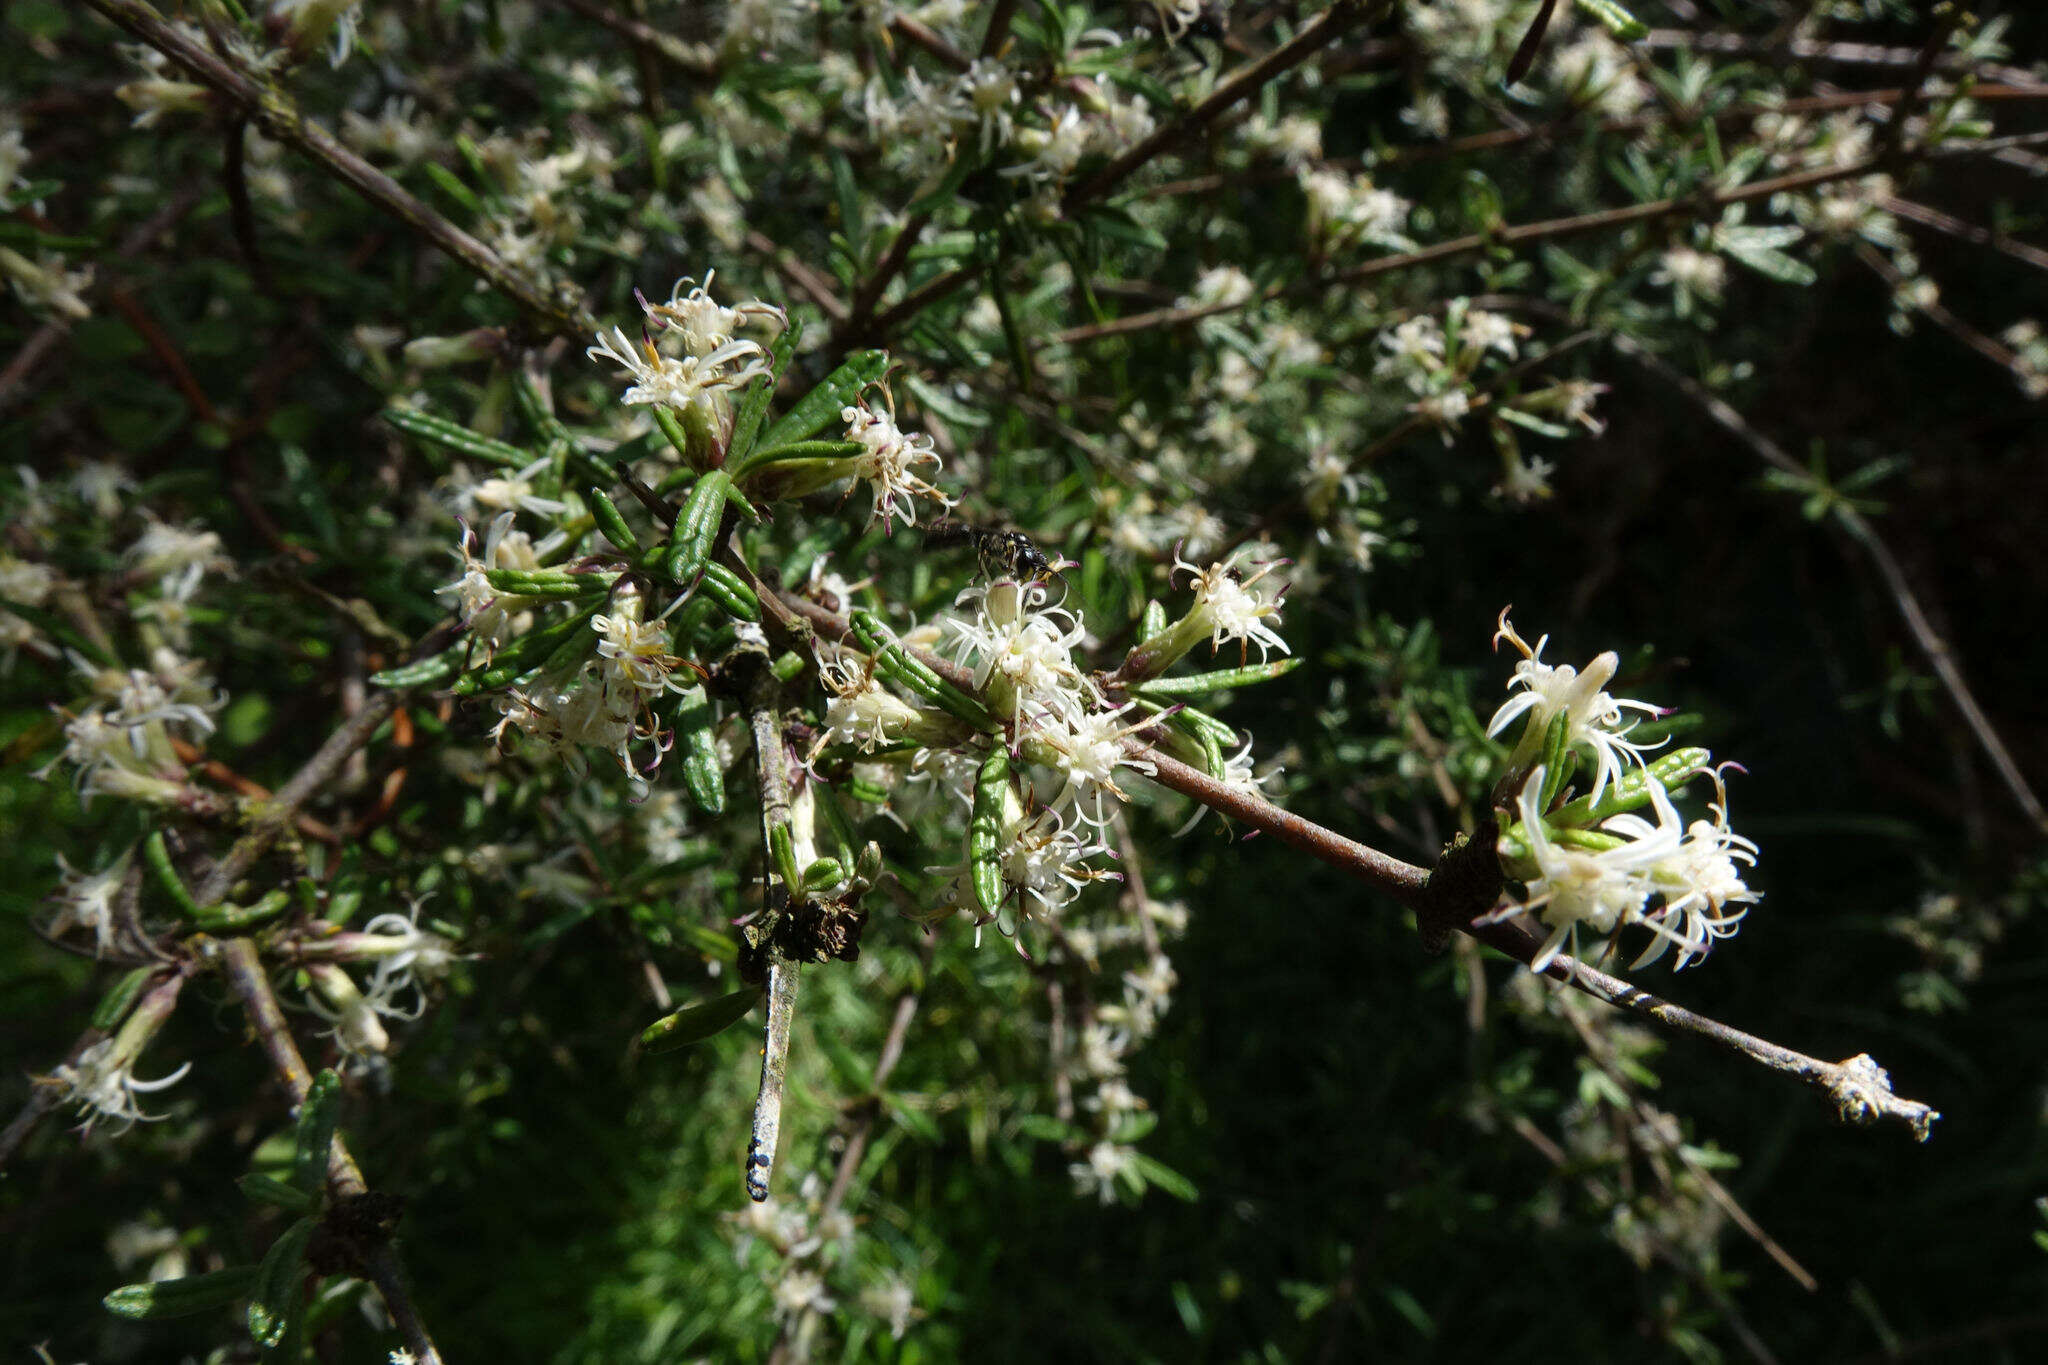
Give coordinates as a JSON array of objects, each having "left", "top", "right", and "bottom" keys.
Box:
[{"left": 1489, "top": 615, "right": 1761, "bottom": 972}]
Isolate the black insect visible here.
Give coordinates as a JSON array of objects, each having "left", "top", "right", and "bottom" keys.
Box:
[{"left": 924, "top": 518, "right": 1059, "bottom": 583}]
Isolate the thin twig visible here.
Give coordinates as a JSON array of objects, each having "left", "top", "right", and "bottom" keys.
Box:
[
  {"left": 743, "top": 655, "right": 800, "bottom": 1203},
  {"left": 842, "top": 209, "right": 932, "bottom": 341},
  {"left": 1852, "top": 239, "right": 2036, "bottom": 385},
  {"left": 889, "top": 13, "right": 971, "bottom": 73},
  {"left": 549, "top": 0, "right": 717, "bottom": 76},
  {"left": 836, "top": 0, "right": 1394, "bottom": 356},
  {"left": 1055, "top": 154, "right": 1906, "bottom": 347},
  {"left": 745, "top": 229, "right": 850, "bottom": 323},
  {"left": 216, "top": 938, "right": 445, "bottom": 1364},
  {"left": 1612, "top": 332, "right": 2046, "bottom": 835},
  {"left": 771, "top": 586, "right": 1941, "bottom": 1137},
  {"left": 1559, "top": 1006, "right": 1818, "bottom": 1292},
  {"left": 0, "top": 1027, "right": 109, "bottom": 1169},
  {"left": 1640, "top": 28, "right": 2044, "bottom": 89},
  {"left": 193, "top": 691, "right": 402, "bottom": 906},
  {"left": 81, "top": 0, "right": 596, "bottom": 341},
  {"left": 0, "top": 186, "right": 200, "bottom": 410},
  {"left": 1882, "top": 194, "right": 2048, "bottom": 277},
  {"left": 979, "top": 0, "right": 1022, "bottom": 59},
  {"left": 1064, "top": 0, "right": 1387, "bottom": 212}
]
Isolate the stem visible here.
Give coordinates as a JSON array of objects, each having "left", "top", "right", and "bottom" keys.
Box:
[
  {"left": 216, "top": 939, "right": 446, "bottom": 1364},
  {"left": 1051, "top": 132, "right": 2041, "bottom": 349},
  {"left": 551, "top": 0, "right": 717, "bottom": 78},
  {"left": 1063, "top": 0, "right": 1386, "bottom": 212},
  {"left": 1612, "top": 332, "right": 2046, "bottom": 835},
  {"left": 743, "top": 651, "right": 800, "bottom": 1202},
  {"left": 194, "top": 692, "right": 402, "bottom": 906},
  {"left": 771, "top": 587, "right": 1940, "bottom": 1137},
  {"left": 80, "top": 0, "right": 596, "bottom": 341}
]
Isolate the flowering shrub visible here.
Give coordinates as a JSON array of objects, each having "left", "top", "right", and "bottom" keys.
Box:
[{"left": 3, "top": 1, "right": 2045, "bottom": 1361}]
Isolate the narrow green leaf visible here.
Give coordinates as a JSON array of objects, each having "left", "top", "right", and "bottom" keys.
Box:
[
  {"left": 640, "top": 986, "right": 765, "bottom": 1054},
  {"left": 239, "top": 1173, "right": 318, "bottom": 1214},
  {"left": 757, "top": 349, "right": 891, "bottom": 451},
  {"left": 90, "top": 967, "right": 157, "bottom": 1031},
  {"left": 1131, "top": 657, "right": 1300, "bottom": 697},
  {"left": 291, "top": 1071, "right": 342, "bottom": 1196},
  {"left": 1574, "top": 0, "right": 1649, "bottom": 42},
  {"left": 1129, "top": 1152, "right": 1200, "bottom": 1202},
  {"left": 727, "top": 318, "right": 803, "bottom": 469},
  {"left": 247, "top": 1216, "right": 316, "bottom": 1348},
  {"left": 104, "top": 1266, "right": 259, "bottom": 1320},
  {"left": 143, "top": 830, "right": 203, "bottom": 919}
]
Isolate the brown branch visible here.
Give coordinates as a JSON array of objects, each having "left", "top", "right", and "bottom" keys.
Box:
[
  {"left": 551, "top": 0, "right": 717, "bottom": 79},
  {"left": 1852, "top": 239, "right": 2033, "bottom": 382},
  {"left": 979, "top": 0, "right": 1022, "bottom": 59},
  {"left": 835, "top": 0, "right": 1396, "bottom": 355},
  {"left": 192, "top": 691, "right": 402, "bottom": 906},
  {"left": 1050, "top": 133, "right": 2048, "bottom": 349},
  {"left": 1558, "top": 1007, "right": 1818, "bottom": 1293},
  {"left": 0, "top": 186, "right": 200, "bottom": 411},
  {"left": 167, "top": 737, "right": 343, "bottom": 846},
  {"left": 773, "top": 586, "right": 1937, "bottom": 1134},
  {"left": 889, "top": 13, "right": 971, "bottom": 73},
  {"left": 1340, "top": 328, "right": 1601, "bottom": 469},
  {"left": 1612, "top": 332, "right": 2046, "bottom": 835},
  {"left": 745, "top": 229, "right": 849, "bottom": 323},
  {"left": 1640, "top": 28, "right": 2043, "bottom": 89},
  {"left": 1064, "top": 0, "right": 1386, "bottom": 212},
  {"left": 216, "top": 938, "right": 444, "bottom": 1365},
  {"left": 1882, "top": 194, "right": 2048, "bottom": 277},
  {"left": 841, "top": 209, "right": 933, "bottom": 341},
  {"left": 1371, "top": 83, "right": 2048, "bottom": 170},
  {"left": 80, "top": 0, "right": 596, "bottom": 341}
]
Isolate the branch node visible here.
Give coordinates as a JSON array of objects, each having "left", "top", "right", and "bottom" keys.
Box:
[{"left": 1827, "top": 1052, "right": 1940, "bottom": 1141}]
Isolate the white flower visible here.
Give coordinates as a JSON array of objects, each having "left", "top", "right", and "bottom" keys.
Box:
[
  {"left": 1121, "top": 954, "right": 1177, "bottom": 1033},
  {"left": 355, "top": 899, "right": 464, "bottom": 1008},
  {"left": 644, "top": 271, "right": 785, "bottom": 353},
  {"left": 1006, "top": 104, "right": 1091, "bottom": 182},
  {"left": 1487, "top": 612, "right": 1661, "bottom": 804},
  {"left": 993, "top": 805, "right": 1117, "bottom": 926},
  {"left": 1410, "top": 387, "right": 1471, "bottom": 441},
  {"left": 1180, "top": 265, "right": 1254, "bottom": 311},
  {"left": 944, "top": 579, "right": 1087, "bottom": 723},
  {"left": 587, "top": 324, "right": 771, "bottom": 415},
  {"left": 1652, "top": 245, "right": 1726, "bottom": 302},
  {"left": 49, "top": 849, "right": 132, "bottom": 958},
  {"left": 1300, "top": 170, "right": 1412, "bottom": 252},
  {"left": 592, "top": 595, "right": 691, "bottom": 698},
  {"left": 1375, "top": 315, "right": 1446, "bottom": 392},
  {"left": 1510, "top": 766, "right": 1686, "bottom": 972},
  {"left": 1069, "top": 1140, "right": 1135, "bottom": 1203},
  {"left": 457, "top": 455, "right": 570, "bottom": 519},
  {"left": 1496, "top": 453, "right": 1557, "bottom": 504},
  {"left": 1462, "top": 309, "right": 1520, "bottom": 359},
  {"left": 841, "top": 396, "right": 952, "bottom": 531},
  {"left": 1625, "top": 794, "right": 1761, "bottom": 970},
  {"left": 1035, "top": 702, "right": 1157, "bottom": 827},
  {"left": 50, "top": 1037, "right": 190, "bottom": 1135},
  {"left": 436, "top": 512, "right": 540, "bottom": 652},
  {"left": 1172, "top": 548, "right": 1291, "bottom": 662},
  {"left": 306, "top": 963, "right": 393, "bottom": 1057},
  {"left": 771, "top": 1268, "right": 837, "bottom": 1323},
  {"left": 1076, "top": 1021, "right": 1128, "bottom": 1078},
  {"left": 0, "top": 552, "right": 55, "bottom": 608},
  {"left": 859, "top": 1274, "right": 919, "bottom": 1340},
  {"left": 958, "top": 59, "right": 1019, "bottom": 151},
  {"left": 125, "top": 519, "right": 230, "bottom": 582}
]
